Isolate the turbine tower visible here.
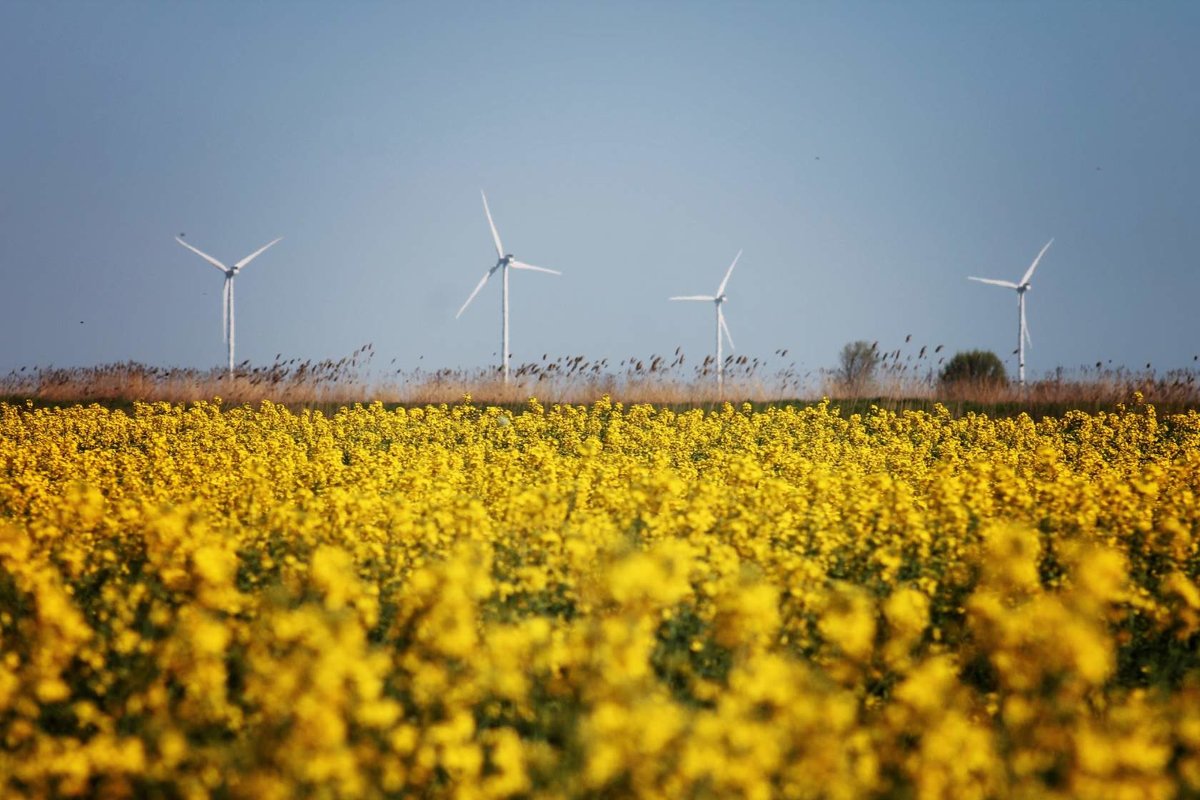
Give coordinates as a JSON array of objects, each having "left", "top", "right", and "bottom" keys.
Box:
[
  {"left": 968, "top": 238, "right": 1053, "bottom": 386},
  {"left": 456, "top": 191, "right": 561, "bottom": 383},
  {"left": 669, "top": 250, "right": 742, "bottom": 392},
  {"left": 176, "top": 235, "right": 282, "bottom": 376}
]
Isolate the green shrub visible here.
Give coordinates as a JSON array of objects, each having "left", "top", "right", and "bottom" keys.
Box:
[{"left": 940, "top": 350, "right": 1007, "bottom": 386}]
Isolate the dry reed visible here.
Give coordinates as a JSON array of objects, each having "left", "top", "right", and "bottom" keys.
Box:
[{"left": 4, "top": 341, "right": 1198, "bottom": 415}]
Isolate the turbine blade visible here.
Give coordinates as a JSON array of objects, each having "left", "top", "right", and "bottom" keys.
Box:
[
  {"left": 1020, "top": 238, "right": 1054, "bottom": 286},
  {"left": 222, "top": 276, "right": 230, "bottom": 343},
  {"left": 967, "top": 277, "right": 1019, "bottom": 289},
  {"left": 669, "top": 295, "right": 716, "bottom": 301},
  {"left": 1022, "top": 301, "right": 1032, "bottom": 348},
  {"left": 481, "top": 190, "right": 504, "bottom": 258},
  {"left": 456, "top": 266, "right": 497, "bottom": 318},
  {"left": 234, "top": 237, "right": 283, "bottom": 270},
  {"left": 716, "top": 249, "right": 742, "bottom": 296},
  {"left": 719, "top": 308, "right": 735, "bottom": 350},
  {"left": 511, "top": 260, "right": 561, "bottom": 275},
  {"left": 176, "top": 236, "right": 228, "bottom": 273}
]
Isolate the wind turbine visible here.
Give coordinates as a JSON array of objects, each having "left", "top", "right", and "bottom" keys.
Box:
[
  {"left": 455, "top": 191, "right": 561, "bottom": 384},
  {"left": 669, "top": 250, "right": 742, "bottom": 392},
  {"left": 175, "top": 235, "right": 282, "bottom": 375},
  {"left": 968, "top": 238, "right": 1053, "bottom": 386}
]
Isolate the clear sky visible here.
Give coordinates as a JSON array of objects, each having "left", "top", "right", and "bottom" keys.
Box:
[{"left": 2, "top": 1, "right": 1197, "bottom": 384}]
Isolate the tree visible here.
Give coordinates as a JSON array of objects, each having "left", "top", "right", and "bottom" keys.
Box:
[
  {"left": 837, "top": 340, "right": 880, "bottom": 394},
  {"left": 939, "top": 350, "right": 1007, "bottom": 386}
]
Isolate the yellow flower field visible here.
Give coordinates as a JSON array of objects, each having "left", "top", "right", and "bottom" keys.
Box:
[{"left": 1, "top": 397, "right": 1199, "bottom": 798}]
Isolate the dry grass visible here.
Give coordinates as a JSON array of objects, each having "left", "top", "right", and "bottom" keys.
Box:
[
  {"left": 819, "top": 337, "right": 1200, "bottom": 415},
  {"left": 4, "top": 342, "right": 1198, "bottom": 415},
  {"left": 0, "top": 347, "right": 804, "bottom": 409}
]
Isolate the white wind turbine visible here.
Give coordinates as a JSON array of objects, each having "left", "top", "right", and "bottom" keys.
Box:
[
  {"left": 175, "top": 235, "right": 282, "bottom": 375},
  {"left": 968, "top": 238, "right": 1053, "bottom": 386},
  {"left": 669, "top": 250, "right": 742, "bottom": 392},
  {"left": 455, "top": 191, "right": 561, "bottom": 384}
]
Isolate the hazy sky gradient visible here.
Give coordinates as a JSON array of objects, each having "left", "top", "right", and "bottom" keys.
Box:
[{"left": 2, "top": 1, "right": 1197, "bottom": 383}]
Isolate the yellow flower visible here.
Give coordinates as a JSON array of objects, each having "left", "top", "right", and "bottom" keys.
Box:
[{"left": 2, "top": 399, "right": 1199, "bottom": 797}]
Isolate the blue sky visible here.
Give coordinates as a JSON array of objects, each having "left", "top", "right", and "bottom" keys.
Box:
[{"left": 1, "top": 1, "right": 1197, "bottom": 383}]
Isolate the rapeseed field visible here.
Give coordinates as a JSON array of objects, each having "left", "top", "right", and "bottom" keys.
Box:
[{"left": 1, "top": 397, "right": 1198, "bottom": 798}]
